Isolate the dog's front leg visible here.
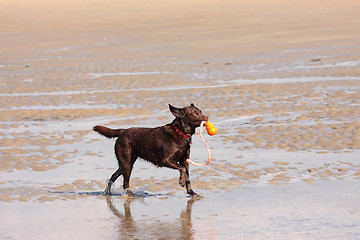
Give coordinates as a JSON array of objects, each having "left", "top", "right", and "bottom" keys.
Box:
[
  {"left": 183, "top": 161, "right": 197, "bottom": 197},
  {"left": 161, "top": 158, "right": 198, "bottom": 196},
  {"left": 186, "top": 182, "right": 197, "bottom": 197},
  {"left": 179, "top": 167, "right": 197, "bottom": 196},
  {"left": 178, "top": 166, "right": 187, "bottom": 187},
  {"left": 178, "top": 161, "right": 190, "bottom": 187}
]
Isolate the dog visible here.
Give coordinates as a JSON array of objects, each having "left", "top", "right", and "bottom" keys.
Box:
[{"left": 93, "top": 103, "right": 208, "bottom": 197}]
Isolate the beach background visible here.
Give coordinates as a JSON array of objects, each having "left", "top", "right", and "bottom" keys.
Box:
[{"left": 1, "top": 0, "right": 360, "bottom": 239}]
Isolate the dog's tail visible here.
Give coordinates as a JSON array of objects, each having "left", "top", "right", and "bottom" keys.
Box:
[{"left": 93, "top": 126, "right": 123, "bottom": 138}]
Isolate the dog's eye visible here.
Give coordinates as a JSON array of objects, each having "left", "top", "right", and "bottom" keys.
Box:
[{"left": 192, "top": 111, "right": 201, "bottom": 117}]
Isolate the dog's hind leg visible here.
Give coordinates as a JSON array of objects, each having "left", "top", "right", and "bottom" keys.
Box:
[
  {"left": 122, "top": 153, "right": 138, "bottom": 192},
  {"left": 105, "top": 139, "right": 133, "bottom": 195},
  {"left": 113, "top": 139, "right": 138, "bottom": 194},
  {"left": 104, "top": 167, "right": 123, "bottom": 195}
]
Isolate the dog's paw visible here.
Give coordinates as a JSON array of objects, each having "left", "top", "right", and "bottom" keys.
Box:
[
  {"left": 104, "top": 188, "right": 111, "bottom": 195},
  {"left": 103, "top": 180, "right": 114, "bottom": 195},
  {"left": 188, "top": 189, "right": 199, "bottom": 197},
  {"left": 125, "top": 189, "right": 136, "bottom": 197},
  {"left": 179, "top": 178, "right": 186, "bottom": 187}
]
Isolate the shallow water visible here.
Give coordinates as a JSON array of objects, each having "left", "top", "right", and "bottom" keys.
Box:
[{"left": 1, "top": 181, "right": 359, "bottom": 240}]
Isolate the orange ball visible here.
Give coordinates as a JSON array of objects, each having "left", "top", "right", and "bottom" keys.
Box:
[
  {"left": 207, "top": 127, "right": 217, "bottom": 136},
  {"left": 205, "top": 121, "right": 214, "bottom": 130},
  {"left": 205, "top": 121, "right": 213, "bottom": 127}
]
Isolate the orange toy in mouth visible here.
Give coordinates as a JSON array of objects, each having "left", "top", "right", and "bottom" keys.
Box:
[{"left": 205, "top": 121, "right": 217, "bottom": 136}]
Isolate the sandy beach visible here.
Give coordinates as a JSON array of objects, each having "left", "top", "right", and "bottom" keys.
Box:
[{"left": 1, "top": 0, "right": 360, "bottom": 239}]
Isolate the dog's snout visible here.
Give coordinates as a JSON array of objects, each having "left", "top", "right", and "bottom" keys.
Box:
[{"left": 202, "top": 115, "right": 209, "bottom": 122}]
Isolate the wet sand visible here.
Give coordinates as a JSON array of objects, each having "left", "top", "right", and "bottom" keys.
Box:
[{"left": 1, "top": 0, "right": 360, "bottom": 239}]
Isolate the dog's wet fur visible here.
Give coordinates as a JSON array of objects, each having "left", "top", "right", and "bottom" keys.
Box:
[{"left": 93, "top": 103, "right": 208, "bottom": 197}]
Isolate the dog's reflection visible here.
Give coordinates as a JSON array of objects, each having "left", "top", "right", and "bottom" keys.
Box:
[{"left": 106, "top": 196, "right": 199, "bottom": 239}]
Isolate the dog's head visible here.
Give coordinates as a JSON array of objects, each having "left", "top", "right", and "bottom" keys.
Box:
[{"left": 169, "top": 103, "right": 208, "bottom": 133}]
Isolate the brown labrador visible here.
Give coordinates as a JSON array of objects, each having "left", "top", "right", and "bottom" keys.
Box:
[{"left": 93, "top": 103, "right": 208, "bottom": 197}]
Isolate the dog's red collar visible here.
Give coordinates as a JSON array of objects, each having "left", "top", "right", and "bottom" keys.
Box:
[{"left": 172, "top": 124, "right": 191, "bottom": 139}]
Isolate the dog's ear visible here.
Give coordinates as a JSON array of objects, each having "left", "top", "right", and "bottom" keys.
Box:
[
  {"left": 169, "top": 104, "right": 185, "bottom": 118},
  {"left": 190, "top": 103, "right": 195, "bottom": 107}
]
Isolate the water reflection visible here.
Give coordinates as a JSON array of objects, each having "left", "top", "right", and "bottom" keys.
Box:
[{"left": 106, "top": 196, "right": 198, "bottom": 239}]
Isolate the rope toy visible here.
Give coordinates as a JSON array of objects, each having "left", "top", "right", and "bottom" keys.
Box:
[{"left": 186, "top": 121, "right": 217, "bottom": 167}]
